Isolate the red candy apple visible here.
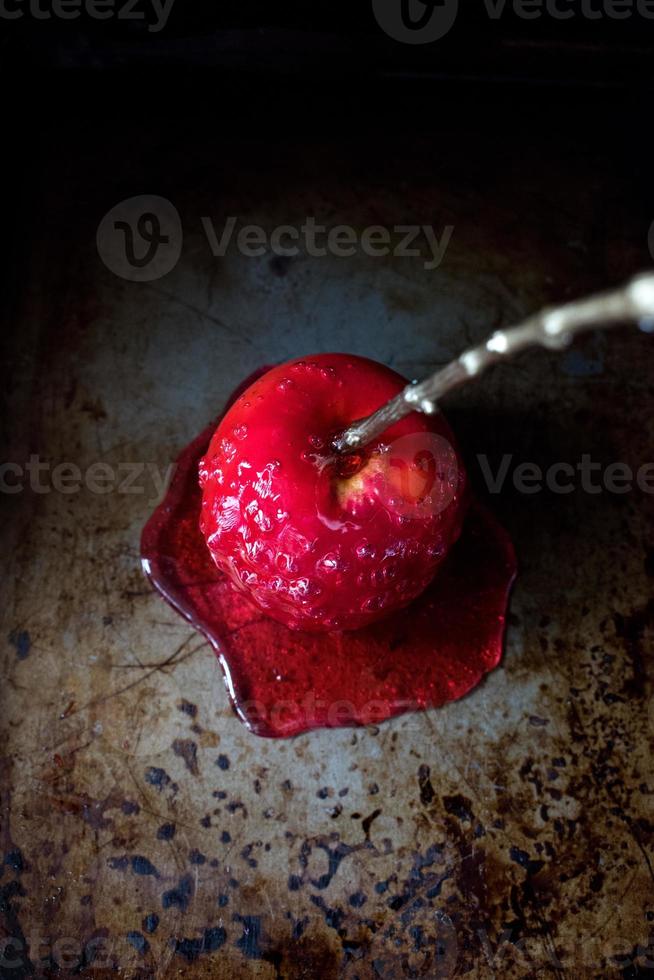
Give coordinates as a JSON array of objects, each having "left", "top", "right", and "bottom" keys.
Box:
[{"left": 199, "top": 354, "right": 468, "bottom": 632}]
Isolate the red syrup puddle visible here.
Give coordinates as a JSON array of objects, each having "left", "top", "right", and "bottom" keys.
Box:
[{"left": 141, "top": 370, "right": 517, "bottom": 738}]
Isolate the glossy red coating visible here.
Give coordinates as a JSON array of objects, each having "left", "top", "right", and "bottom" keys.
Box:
[
  {"left": 141, "top": 364, "right": 517, "bottom": 738},
  {"left": 199, "top": 355, "right": 468, "bottom": 632}
]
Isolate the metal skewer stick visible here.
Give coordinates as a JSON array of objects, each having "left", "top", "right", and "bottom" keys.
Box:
[{"left": 332, "top": 273, "right": 654, "bottom": 455}]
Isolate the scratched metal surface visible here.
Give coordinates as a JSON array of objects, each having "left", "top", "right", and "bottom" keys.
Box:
[{"left": 2, "top": 114, "right": 654, "bottom": 979}]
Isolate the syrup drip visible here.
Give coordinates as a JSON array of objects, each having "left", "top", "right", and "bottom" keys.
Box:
[{"left": 141, "top": 372, "right": 517, "bottom": 738}]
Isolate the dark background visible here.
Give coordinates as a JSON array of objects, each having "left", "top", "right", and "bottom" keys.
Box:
[
  {"left": 3, "top": 0, "right": 654, "bottom": 377},
  {"left": 2, "top": 6, "right": 654, "bottom": 980}
]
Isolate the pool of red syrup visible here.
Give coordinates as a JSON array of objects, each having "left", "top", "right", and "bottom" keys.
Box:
[{"left": 141, "top": 373, "right": 517, "bottom": 738}]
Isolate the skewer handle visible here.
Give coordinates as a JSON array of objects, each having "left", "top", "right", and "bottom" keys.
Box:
[{"left": 332, "top": 273, "right": 654, "bottom": 454}]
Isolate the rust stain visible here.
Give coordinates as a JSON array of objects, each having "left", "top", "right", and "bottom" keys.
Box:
[{"left": 1, "top": 124, "right": 653, "bottom": 979}]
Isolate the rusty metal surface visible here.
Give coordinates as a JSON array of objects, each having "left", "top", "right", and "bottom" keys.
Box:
[{"left": 2, "top": 115, "right": 654, "bottom": 979}]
